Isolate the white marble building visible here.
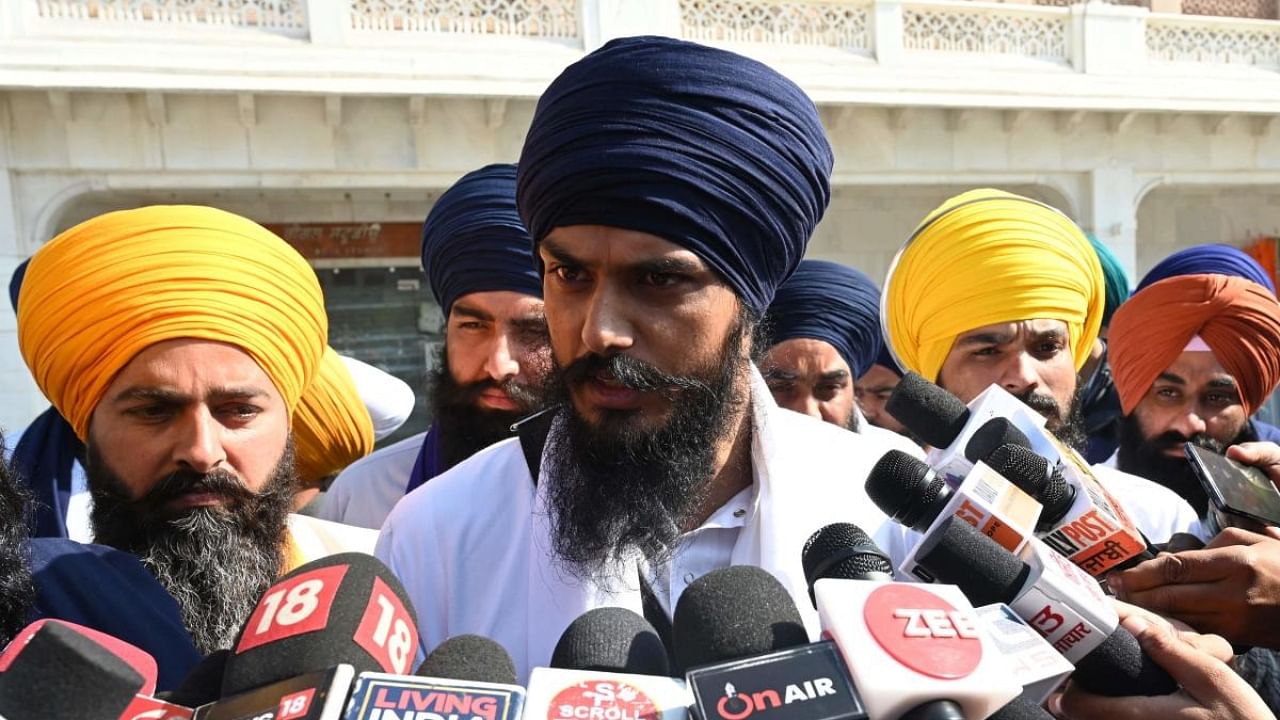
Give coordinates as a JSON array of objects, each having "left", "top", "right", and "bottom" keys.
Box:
[{"left": 2, "top": 0, "right": 1280, "bottom": 433}]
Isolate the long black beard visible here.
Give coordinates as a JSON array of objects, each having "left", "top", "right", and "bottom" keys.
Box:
[
  {"left": 1116, "top": 414, "right": 1239, "bottom": 517},
  {"left": 0, "top": 438, "right": 35, "bottom": 647},
  {"left": 544, "top": 316, "right": 752, "bottom": 581},
  {"left": 87, "top": 441, "right": 296, "bottom": 654},
  {"left": 427, "top": 348, "right": 551, "bottom": 472}
]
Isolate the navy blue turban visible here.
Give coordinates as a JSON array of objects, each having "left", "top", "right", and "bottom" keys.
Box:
[
  {"left": 1137, "top": 244, "right": 1276, "bottom": 295},
  {"left": 516, "top": 36, "right": 834, "bottom": 313},
  {"left": 422, "top": 163, "right": 542, "bottom": 317},
  {"left": 874, "top": 344, "right": 903, "bottom": 377},
  {"left": 766, "top": 260, "right": 883, "bottom": 378},
  {"left": 8, "top": 257, "right": 84, "bottom": 539}
]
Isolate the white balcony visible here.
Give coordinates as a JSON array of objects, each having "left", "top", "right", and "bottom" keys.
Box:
[{"left": 1, "top": 0, "right": 1279, "bottom": 112}]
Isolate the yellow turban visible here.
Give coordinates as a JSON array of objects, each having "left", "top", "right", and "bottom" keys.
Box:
[
  {"left": 883, "top": 189, "right": 1104, "bottom": 382},
  {"left": 293, "top": 348, "right": 376, "bottom": 486},
  {"left": 18, "top": 205, "right": 328, "bottom": 440}
]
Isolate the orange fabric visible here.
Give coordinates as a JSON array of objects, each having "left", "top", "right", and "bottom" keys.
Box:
[
  {"left": 1109, "top": 274, "right": 1280, "bottom": 416},
  {"left": 18, "top": 206, "right": 328, "bottom": 439},
  {"left": 293, "top": 348, "right": 375, "bottom": 486}
]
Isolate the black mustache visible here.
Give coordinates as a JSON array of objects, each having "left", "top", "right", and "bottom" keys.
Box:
[
  {"left": 143, "top": 468, "right": 253, "bottom": 507},
  {"left": 560, "top": 353, "right": 711, "bottom": 394}
]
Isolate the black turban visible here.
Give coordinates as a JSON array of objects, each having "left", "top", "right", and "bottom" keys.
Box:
[
  {"left": 516, "top": 36, "right": 833, "bottom": 313},
  {"left": 766, "top": 259, "right": 883, "bottom": 378},
  {"left": 422, "top": 163, "right": 542, "bottom": 316}
]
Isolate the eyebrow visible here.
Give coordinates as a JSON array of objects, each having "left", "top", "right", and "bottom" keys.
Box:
[
  {"left": 1207, "top": 376, "right": 1239, "bottom": 390},
  {"left": 763, "top": 369, "right": 798, "bottom": 381},
  {"left": 1156, "top": 372, "right": 1186, "bottom": 386},
  {"left": 956, "top": 332, "right": 1013, "bottom": 347},
  {"left": 452, "top": 304, "right": 494, "bottom": 322},
  {"left": 540, "top": 238, "right": 705, "bottom": 276},
  {"left": 111, "top": 385, "right": 271, "bottom": 404},
  {"left": 820, "top": 370, "right": 851, "bottom": 382},
  {"left": 511, "top": 316, "right": 549, "bottom": 332}
]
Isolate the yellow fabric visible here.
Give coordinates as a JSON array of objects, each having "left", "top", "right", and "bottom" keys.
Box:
[
  {"left": 883, "top": 189, "right": 1105, "bottom": 382},
  {"left": 293, "top": 347, "right": 376, "bottom": 486},
  {"left": 18, "top": 205, "right": 328, "bottom": 440}
]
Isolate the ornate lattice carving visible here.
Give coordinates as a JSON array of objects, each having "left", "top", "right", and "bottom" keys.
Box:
[
  {"left": 680, "top": 0, "right": 871, "bottom": 50},
  {"left": 903, "top": 5, "right": 1068, "bottom": 59},
  {"left": 35, "top": 0, "right": 305, "bottom": 29},
  {"left": 349, "top": 0, "right": 578, "bottom": 36},
  {"left": 1147, "top": 18, "right": 1280, "bottom": 64},
  {"left": 1183, "top": 0, "right": 1277, "bottom": 19}
]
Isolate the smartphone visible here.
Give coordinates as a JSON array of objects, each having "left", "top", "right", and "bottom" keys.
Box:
[{"left": 1185, "top": 444, "right": 1280, "bottom": 527}]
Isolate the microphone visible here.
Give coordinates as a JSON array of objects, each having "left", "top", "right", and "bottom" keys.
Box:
[
  {"left": 964, "top": 417, "right": 1156, "bottom": 577},
  {"left": 885, "top": 374, "right": 1058, "bottom": 486},
  {"left": 346, "top": 635, "right": 526, "bottom": 720},
  {"left": 865, "top": 450, "right": 1042, "bottom": 582},
  {"left": 161, "top": 650, "right": 229, "bottom": 709},
  {"left": 0, "top": 620, "right": 149, "bottom": 720},
  {"left": 805, "top": 524, "right": 1022, "bottom": 720},
  {"left": 801, "top": 523, "right": 892, "bottom": 607},
  {"left": 550, "top": 607, "right": 670, "bottom": 675},
  {"left": 675, "top": 567, "right": 869, "bottom": 720},
  {"left": 525, "top": 609, "right": 687, "bottom": 720},
  {"left": 419, "top": 634, "right": 519, "bottom": 683},
  {"left": 914, "top": 517, "right": 1177, "bottom": 697},
  {"left": 987, "top": 697, "right": 1054, "bottom": 720},
  {"left": 198, "top": 552, "right": 421, "bottom": 719},
  {"left": 972, "top": 604, "right": 1072, "bottom": 705}
]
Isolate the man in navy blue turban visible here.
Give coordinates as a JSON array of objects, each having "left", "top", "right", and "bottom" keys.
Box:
[
  {"left": 762, "top": 260, "right": 881, "bottom": 431},
  {"left": 7, "top": 258, "right": 90, "bottom": 540},
  {"left": 378, "top": 36, "right": 918, "bottom": 680},
  {"left": 1079, "top": 235, "right": 1131, "bottom": 463},
  {"left": 322, "top": 164, "right": 553, "bottom": 530}
]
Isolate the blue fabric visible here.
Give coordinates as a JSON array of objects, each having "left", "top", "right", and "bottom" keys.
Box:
[
  {"left": 8, "top": 258, "right": 26, "bottom": 311},
  {"left": 8, "top": 259, "right": 81, "bottom": 539},
  {"left": 516, "top": 36, "right": 833, "bottom": 313},
  {"left": 404, "top": 423, "right": 441, "bottom": 496},
  {"left": 1137, "top": 244, "right": 1276, "bottom": 295},
  {"left": 28, "top": 538, "right": 200, "bottom": 692},
  {"left": 422, "top": 164, "right": 541, "bottom": 317},
  {"left": 1087, "top": 234, "right": 1130, "bottom": 327},
  {"left": 766, "top": 260, "right": 883, "bottom": 378},
  {"left": 873, "top": 344, "right": 903, "bottom": 377},
  {"left": 1253, "top": 419, "right": 1280, "bottom": 444}
]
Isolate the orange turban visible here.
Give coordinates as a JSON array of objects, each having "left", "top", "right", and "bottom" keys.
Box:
[
  {"left": 1109, "top": 274, "right": 1280, "bottom": 416},
  {"left": 293, "top": 348, "right": 376, "bottom": 486},
  {"left": 18, "top": 205, "right": 328, "bottom": 440}
]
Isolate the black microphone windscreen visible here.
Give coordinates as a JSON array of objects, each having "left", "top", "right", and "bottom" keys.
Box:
[
  {"left": 1070, "top": 625, "right": 1178, "bottom": 696},
  {"left": 802, "top": 523, "right": 893, "bottom": 593},
  {"left": 672, "top": 566, "right": 807, "bottom": 674},
  {"left": 985, "top": 444, "right": 1073, "bottom": 523},
  {"left": 550, "top": 607, "right": 669, "bottom": 676},
  {"left": 0, "top": 621, "right": 145, "bottom": 720},
  {"left": 964, "top": 417, "right": 1033, "bottom": 462},
  {"left": 885, "top": 372, "right": 970, "bottom": 449},
  {"left": 987, "top": 697, "right": 1053, "bottom": 720},
  {"left": 913, "top": 517, "right": 1030, "bottom": 607},
  {"left": 417, "top": 635, "right": 517, "bottom": 685},
  {"left": 159, "top": 648, "right": 229, "bottom": 708},
  {"left": 222, "top": 552, "right": 420, "bottom": 698},
  {"left": 865, "top": 450, "right": 947, "bottom": 531}
]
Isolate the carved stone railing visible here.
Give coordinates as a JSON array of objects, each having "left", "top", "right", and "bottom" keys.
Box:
[
  {"left": 1146, "top": 12, "right": 1280, "bottom": 64},
  {"left": 32, "top": 0, "right": 306, "bottom": 31},
  {"left": 1182, "top": 0, "right": 1275, "bottom": 19},
  {"left": 680, "top": 0, "right": 872, "bottom": 51},
  {"left": 348, "top": 0, "right": 579, "bottom": 37},
  {"left": 902, "top": 1, "right": 1069, "bottom": 60}
]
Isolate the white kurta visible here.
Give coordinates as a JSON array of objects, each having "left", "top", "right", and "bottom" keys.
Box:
[
  {"left": 318, "top": 431, "right": 425, "bottom": 530},
  {"left": 376, "top": 368, "right": 920, "bottom": 682}
]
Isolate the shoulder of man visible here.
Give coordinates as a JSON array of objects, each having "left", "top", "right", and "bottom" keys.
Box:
[
  {"left": 1089, "top": 463, "right": 1204, "bottom": 542},
  {"left": 319, "top": 430, "right": 429, "bottom": 526},
  {"left": 379, "top": 435, "right": 532, "bottom": 541},
  {"left": 27, "top": 538, "right": 201, "bottom": 691}
]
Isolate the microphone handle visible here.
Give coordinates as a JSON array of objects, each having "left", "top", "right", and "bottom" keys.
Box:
[{"left": 900, "top": 699, "right": 966, "bottom": 720}]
